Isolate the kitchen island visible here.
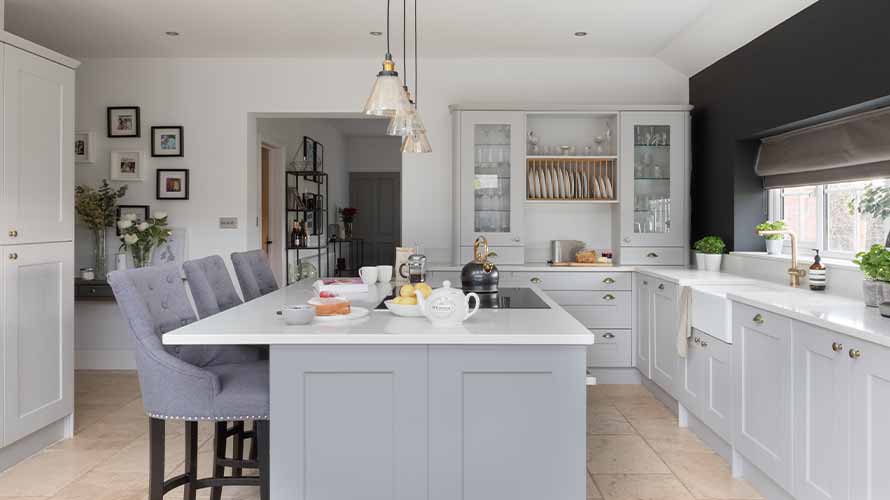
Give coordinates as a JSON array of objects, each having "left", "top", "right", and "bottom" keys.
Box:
[{"left": 163, "top": 282, "right": 593, "bottom": 500}]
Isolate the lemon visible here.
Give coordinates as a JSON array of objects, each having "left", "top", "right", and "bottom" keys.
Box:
[
  {"left": 399, "top": 284, "right": 416, "bottom": 298},
  {"left": 416, "top": 283, "right": 432, "bottom": 298}
]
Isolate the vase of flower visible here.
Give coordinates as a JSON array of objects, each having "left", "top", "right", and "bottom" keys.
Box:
[
  {"left": 75, "top": 180, "right": 127, "bottom": 278},
  {"left": 340, "top": 207, "right": 358, "bottom": 240},
  {"left": 118, "top": 211, "right": 171, "bottom": 269}
]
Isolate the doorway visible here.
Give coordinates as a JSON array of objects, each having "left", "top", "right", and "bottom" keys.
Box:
[
  {"left": 349, "top": 172, "right": 402, "bottom": 267},
  {"left": 260, "top": 141, "right": 284, "bottom": 284}
]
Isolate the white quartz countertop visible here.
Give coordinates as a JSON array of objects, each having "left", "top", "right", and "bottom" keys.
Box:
[
  {"left": 727, "top": 287, "right": 890, "bottom": 348},
  {"left": 163, "top": 282, "right": 594, "bottom": 346},
  {"left": 428, "top": 262, "right": 636, "bottom": 272},
  {"left": 635, "top": 267, "right": 761, "bottom": 286}
]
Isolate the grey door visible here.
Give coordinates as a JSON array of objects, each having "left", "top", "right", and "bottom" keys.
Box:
[{"left": 349, "top": 172, "right": 401, "bottom": 267}]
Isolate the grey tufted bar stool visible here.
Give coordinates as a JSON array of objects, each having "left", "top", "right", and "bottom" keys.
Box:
[
  {"left": 183, "top": 254, "right": 264, "bottom": 470},
  {"left": 230, "top": 250, "right": 279, "bottom": 302},
  {"left": 108, "top": 264, "right": 269, "bottom": 500}
]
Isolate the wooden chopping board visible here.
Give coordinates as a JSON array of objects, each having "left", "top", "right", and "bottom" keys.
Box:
[{"left": 550, "top": 262, "right": 614, "bottom": 267}]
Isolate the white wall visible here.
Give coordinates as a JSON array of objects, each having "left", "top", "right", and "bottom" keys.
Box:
[
  {"left": 346, "top": 136, "right": 402, "bottom": 173},
  {"left": 75, "top": 56, "right": 688, "bottom": 265}
]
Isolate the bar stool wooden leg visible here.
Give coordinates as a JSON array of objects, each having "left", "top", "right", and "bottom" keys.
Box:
[
  {"left": 210, "top": 421, "right": 227, "bottom": 500},
  {"left": 256, "top": 420, "right": 270, "bottom": 500},
  {"left": 232, "top": 421, "right": 244, "bottom": 477},
  {"left": 183, "top": 421, "right": 199, "bottom": 500},
  {"left": 148, "top": 418, "right": 165, "bottom": 500}
]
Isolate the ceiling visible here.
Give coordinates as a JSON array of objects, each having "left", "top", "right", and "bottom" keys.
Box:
[{"left": 5, "top": 0, "right": 818, "bottom": 75}]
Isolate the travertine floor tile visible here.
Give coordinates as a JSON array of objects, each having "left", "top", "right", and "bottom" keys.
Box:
[
  {"left": 588, "top": 412, "right": 637, "bottom": 435},
  {"left": 0, "top": 447, "right": 115, "bottom": 497},
  {"left": 588, "top": 472, "right": 603, "bottom": 499},
  {"left": 593, "top": 473, "right": 695, "bottom": 500},
  {"left": 587, "top": 435, "right": 670, "bottom": 474},
  {"left": 629, "top": 418, "right": 710, "bottom": 454},
  {"left": 612, "top": 397, "right": 676, "bottom": 420},
  {"left": 660, "top": 451, "right": 763, "bottom": 499},
  {"left": 48, "top": 470, "right": 147, "bottom": 500}
]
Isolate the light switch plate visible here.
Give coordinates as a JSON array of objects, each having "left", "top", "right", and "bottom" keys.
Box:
[{"left": 219, "top": 217, "right": 238, "bottom": 229}]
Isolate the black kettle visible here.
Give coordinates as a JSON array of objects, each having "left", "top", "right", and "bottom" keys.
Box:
[{"left": 461, "top": 236, "right": 499, "bottom": 293}]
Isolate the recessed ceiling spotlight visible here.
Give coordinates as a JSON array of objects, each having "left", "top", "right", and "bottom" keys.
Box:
[
  {"left": 574, "top": 31, "right": 588, "bottom": 37},
  {"left": 369, "top": 31, "right": 383, "bottom": 36},
  {"left": 165, "top": 31, "right": 180, "bottom": 36}
]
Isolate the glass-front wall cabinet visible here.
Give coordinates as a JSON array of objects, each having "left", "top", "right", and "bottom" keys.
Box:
[
  {"left": 620, "top": 111, "right": 686, "bottom": 247},
  {"left": 459, "top": 111, "right": 524, "bottom": 251}
]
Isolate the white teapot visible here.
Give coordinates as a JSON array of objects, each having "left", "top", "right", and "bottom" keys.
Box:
[{"left": 415, "top": 280, "right": 480, "bottom": 327}]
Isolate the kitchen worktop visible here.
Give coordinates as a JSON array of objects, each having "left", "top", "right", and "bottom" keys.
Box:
[
  {"left": 635, "top": 267, "right": 762, "bottom": 286},
  {"left": 428, "top": 262, "right": 636, "bottom": 272},
  {"left": 163, "top": 281, "right": 594, "bottom": 346}
]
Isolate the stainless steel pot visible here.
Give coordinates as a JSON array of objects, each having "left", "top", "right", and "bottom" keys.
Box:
[{"left": 461, "top": 236, "right": 499, "bottom": 293}]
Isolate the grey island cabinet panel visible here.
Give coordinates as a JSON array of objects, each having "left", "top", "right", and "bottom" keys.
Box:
[
  {"left": 269, "top": 346, "right": 428, "bottom": 500},
  {"left": 269, "top": 344, "right": 587, "bottom": 500},
  {"left": 429, "top": 345, "right": 587, "bottom": 500}
]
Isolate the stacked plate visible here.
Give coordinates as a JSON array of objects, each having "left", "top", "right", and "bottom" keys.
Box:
[{"left": 526, "top": 160, "right": 614, "bottom": 200}]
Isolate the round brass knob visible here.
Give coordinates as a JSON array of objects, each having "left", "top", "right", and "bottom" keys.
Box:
[
  {"left": 8, "top": 229, "right": 17, "bottom": 238},
  {"left": 694, "top": 337, "right": 701, "bottom": 344},
  {"left": 642, "top": 280, "right": 648, "bottom": 286},
  {"left": 849, "top": 349, "right": 862, "bottom": 359},
  {"left": 832, "top": 342, "right": 844, "bottom": 352}
]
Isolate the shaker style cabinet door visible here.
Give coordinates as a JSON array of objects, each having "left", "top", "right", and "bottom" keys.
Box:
[
  {"left": 677, "top": 329, "right": 705, "bottom": 418},
  {"left": 650, "top": 281, "right": 677, "bottom": 395},
  {"left": 619, "top": 112, "right": 687, "bottom": 247},
  {"left": 793, "top": 322, "right": 850, "bottom": 500},
  {"left": 2, "top": 241, "right": 73, "bottom": 446},
  {"left": 732, "top": 304, "right": 793, "bottom": 493},
  {"left": 635, "top": 274, "right": 652, "bottom": 379},
  {"left": 458, "top": 111, "right": 525, "bottom": 248},
  {"left": 849, "top": 341, "right": 890, "bottom": 500},
  {"left": 0, "top": 44, "right": 75, "bottom": 245}
]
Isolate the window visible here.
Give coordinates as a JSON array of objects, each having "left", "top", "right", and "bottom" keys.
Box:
[{"left": 769, "top": 179, "right": 890, "bottom": 260}]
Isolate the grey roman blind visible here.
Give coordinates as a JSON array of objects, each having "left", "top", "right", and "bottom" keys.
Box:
[{"left": 755, "top": 106, "right": 890, "bottom": 189}]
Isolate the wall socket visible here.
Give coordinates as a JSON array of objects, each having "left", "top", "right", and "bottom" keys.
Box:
[{"left": 219, "top": 217, "right": 238, "bottom": 229}]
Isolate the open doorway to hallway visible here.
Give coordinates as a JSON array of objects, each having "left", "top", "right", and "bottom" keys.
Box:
[{"left": 255, "top": 114, "right": 402, "bottom": 281}]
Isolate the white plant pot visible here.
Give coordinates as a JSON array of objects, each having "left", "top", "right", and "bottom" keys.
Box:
[
  {"left": 695, "top": 252, "right": 706, "bottom": 270},
  {"left": 863, "top": 280, "right": 890, "bottom": 307},
  {"left": 703, "top": 253, "right": 723, "bottom": 272},
  {"left": 765, "top": 239, "right": 783, "bottom": 256}
]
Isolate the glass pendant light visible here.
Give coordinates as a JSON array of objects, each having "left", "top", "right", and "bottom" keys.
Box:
[
  {"left": 363, "top": 0, "right": 410, "bottom": 116},
  {"left": 399, "top": 0, "right": 431, "bottom": 152}
]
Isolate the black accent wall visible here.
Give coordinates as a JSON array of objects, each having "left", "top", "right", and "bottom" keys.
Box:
[{"left": 689, "top": 0, "right": 890, "bottom": 250}]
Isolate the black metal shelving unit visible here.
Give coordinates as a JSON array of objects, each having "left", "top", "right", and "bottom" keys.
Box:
[
  {"left": 328, "top": 238, "right": 364, "bottom": 277},
  {"left": 285, "top": 170, "right": 329, "bottom": 284}
]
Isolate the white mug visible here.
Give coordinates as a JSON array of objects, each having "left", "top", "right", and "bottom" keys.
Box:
[
  {"left": 358, "top": 266, "right": 379, "bottom": 284},
  {"left": 376, "top": 265, "right": 393, "bottom": 283}
]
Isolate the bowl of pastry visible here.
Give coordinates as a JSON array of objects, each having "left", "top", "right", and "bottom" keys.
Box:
[{"left": 384, "top": 283, "right": 431, "bottom": 317}]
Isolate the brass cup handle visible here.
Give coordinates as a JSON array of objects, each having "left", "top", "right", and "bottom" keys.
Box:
[
  {"left": 602, "top": 277, "right": 616, "bottom": 284},
  {"left": 752, "top": 314, "right": 764, "bottom": 325},
  {"left": 8, "top": 253, "right": 17, "bottom": 260},
  {"left": 602, "top": 294, "right": 615, "bottom": 301},
  {"left": 646, "top": 252, "right": 659, "bottom": 258},
  {"left": 849, "top": 349, "right": 862, "bottom": 359},
  {"left": 658, "top": 284, "right": 665, "bottom": 290},
  {"left": 602, "top": 332, "right": 615, "bottom": 339},
  {"left": 530, "top": 277, "right": 542, "bottom": 285},
  {"left": 8, "top": 229, "right": 17, "bottom": 238},
  {"left": 832, "top": 342, "right": 844, "bottom": 352}
]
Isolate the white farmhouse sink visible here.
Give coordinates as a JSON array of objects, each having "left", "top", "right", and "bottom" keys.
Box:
[{"left": 690, "top": 284, "right": 777, "bottom": 343}]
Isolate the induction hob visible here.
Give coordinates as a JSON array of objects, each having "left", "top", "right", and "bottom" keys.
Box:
[{"left": 375, "top": 287, "right": 550, "bottom": 310}]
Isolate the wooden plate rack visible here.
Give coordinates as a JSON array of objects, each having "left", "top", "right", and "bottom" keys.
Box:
[{"left": 526, "top": 157, "right": 617, "bottom": 201}]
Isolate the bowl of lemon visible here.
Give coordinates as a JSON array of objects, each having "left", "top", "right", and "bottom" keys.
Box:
[{"left": 384, "top": 283, "right": 432, "bottom": 317}]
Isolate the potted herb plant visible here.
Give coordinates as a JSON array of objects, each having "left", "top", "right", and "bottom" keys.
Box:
[
  {"left": 755, "top": 220, "right": 787, "bottom": 255},
  {"left": 74, "top": 180, "right": 128, "bottom": 277},
  {"left": 853, "top": 244, "right": 890, "bottom": 307},
  {"left": 693, "top": 235, "right": 726, "bottom": 272},
  {"left": 118, "top": 212, "right": 171, "bottom": 268}
]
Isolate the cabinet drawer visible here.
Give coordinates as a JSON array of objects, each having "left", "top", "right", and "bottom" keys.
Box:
[
  {"left": 509, "top": 272, "right": 632, "bottom": 291},
  {"left": 732, "top": 302, "right": 791, "bottom": 339},
  {"left": 560, "top": 293, "right": 631, "bottom": 329},
  {"left": 587, "top": 329, "right": 632, "bottom": 367},
  {"left": 459, "top": 245, "right": 524, "bottom": 265},
  {"left": 620, "top": 247, "right": 686, "bottom": 266},
  {"left": 76, "top": 284, "right": 114, "bottom": 299}
]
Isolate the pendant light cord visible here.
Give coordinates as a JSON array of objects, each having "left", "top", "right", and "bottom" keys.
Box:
[
  {"left": 386, "top": 0, "right": 391, "bottom": 55},
  {"left": 403, "top": 0, "right": 408, "bottom": 88},
  {"left": 414, "top": 0, "right": 419, "bottom": 106}
]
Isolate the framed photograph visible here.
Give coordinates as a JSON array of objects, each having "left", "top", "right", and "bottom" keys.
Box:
[
  {"left": 74, "top": 131, "right": 94, "bottom": 164},
  {"left": 151, "top": 126, "right": 184, "bottom": 157},
  {"left": 110, "top": 151, "right": 145, "bottom": 181},
  {"left": 156, "top": 169, "right": 190, "bottom": 200},
  {"left": 302, "top": 136, "right": 316, "bottom": 168},
  {"left": 107, "top": 106, "right": 141, "bottom": 138},
  {"left": 115, "top": 205, "right": 149, "bottom": 235}
]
